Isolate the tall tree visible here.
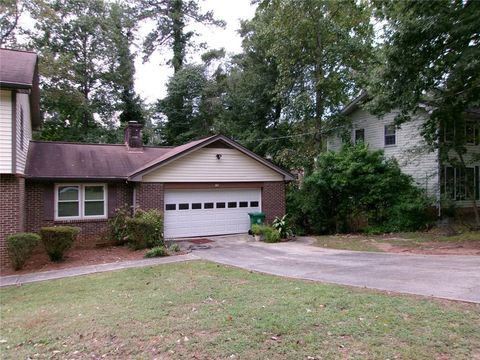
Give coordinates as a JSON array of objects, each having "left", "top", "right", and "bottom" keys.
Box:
[
  {"left": 0, "top": 0, "right": 24, "bottom": 46},
  {"left": 251, "top": 0, "right": 373, "bottom": 164},
  {"left": 367, "top": 0, "right": 480, "bottom": 225},
  {"left": 29, "top": 0, "right": 126, "bottom": 141},
  {"left": 137, "top": 0, "right": 225, "bottom": 73}
]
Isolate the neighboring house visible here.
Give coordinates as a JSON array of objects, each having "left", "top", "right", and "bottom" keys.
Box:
[
  {"left": 0, "top": 49, "right": 41, "bottom": 262},
  {"left": 0, "top": 49, "right": 292, "bottom": 263},
  {"left": 327, "top": 93, "right": 480, "bottom": 214}
]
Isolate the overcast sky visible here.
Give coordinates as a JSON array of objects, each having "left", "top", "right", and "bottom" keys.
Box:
[{"left": 135, "top": 0, "right": 257, "bottom": 103}]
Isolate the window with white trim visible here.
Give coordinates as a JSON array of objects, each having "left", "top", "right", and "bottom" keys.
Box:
[
  {"left": 354, "top": 128, "right": 365, "bottom": 143},
  {"left": 55, "top": 184, "right": 107, "bottom": 220},
  {"left": 384, "top": 124, "right": 396, "bottom": 146},
  {"left": 440, "top": 166, "right": 480, "bottom": 201}
]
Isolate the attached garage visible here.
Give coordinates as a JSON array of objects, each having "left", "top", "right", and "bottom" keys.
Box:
[{"left": 164, "top": 188, "right": 261, "bottom": 238}]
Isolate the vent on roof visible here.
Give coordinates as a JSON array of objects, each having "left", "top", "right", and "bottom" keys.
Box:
[{"left": 124, "top": 121, "right": 143, "bottom": 149}]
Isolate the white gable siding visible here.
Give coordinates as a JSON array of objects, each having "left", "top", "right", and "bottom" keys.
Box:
[
  {"left": 328, "top": 108, "right": 440, "bottom": 198},
  {"left": 0, "top": 90, "right": 13, "bottom": 173},
  {"left": 14, "top": 93, "right": 32, "bottom": 174},
  {"left": 142, "top": 147, "right": 284, "bottom": 182}
]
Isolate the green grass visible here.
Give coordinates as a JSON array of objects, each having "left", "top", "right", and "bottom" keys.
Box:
[
  {"left": 316, "top": 231, "right": 480, "bottom": 252},
  {"left": 1, "top": 261, "right": 479, "bottom": 359}
]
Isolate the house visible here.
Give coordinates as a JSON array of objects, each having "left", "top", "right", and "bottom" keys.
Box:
[
  {"left": 0, "top": 49, "right": 293, "bottom": 263},
  {"left": 327, "top": 93, "right": 480, "bottom": 215}
]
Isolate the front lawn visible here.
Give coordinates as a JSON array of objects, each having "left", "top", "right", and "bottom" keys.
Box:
[
  {"left": 316, "top": 231, "right": 480, "bottom": 255},
  {"left": 1, "top": 261, "right": 479, "bottom": 359}
]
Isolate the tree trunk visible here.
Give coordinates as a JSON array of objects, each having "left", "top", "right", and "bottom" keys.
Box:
[{"left": 171, "top": 0, "right": 184, "bottom": 74}]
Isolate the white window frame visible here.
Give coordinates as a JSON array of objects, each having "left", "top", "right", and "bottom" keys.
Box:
[
  {"left": 384, "top": 124, "right": 397, "bottom": 147},
  {"left": 55, "top": 183, "right": 107, "bottom": 221},
  {"left": 354, "top": 128, "right": 365, "bottom": 143}
]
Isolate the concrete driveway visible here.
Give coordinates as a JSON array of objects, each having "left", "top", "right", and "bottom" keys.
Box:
[{"left": 193, "top": 235, "right": 480, "bottom": 303}]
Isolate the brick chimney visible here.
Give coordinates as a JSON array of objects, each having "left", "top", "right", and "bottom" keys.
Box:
[{"left": 124, "top": 121, "right": 143, "bottom": 149}]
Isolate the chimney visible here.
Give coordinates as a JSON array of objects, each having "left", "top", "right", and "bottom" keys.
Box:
[{"left": 124, "top": 121, "right": 143, "bottom": 149}]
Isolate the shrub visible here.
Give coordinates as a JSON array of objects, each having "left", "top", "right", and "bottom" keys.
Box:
[
  {"left": 287, "top": 144, "right": 433, "bottom": 234},
  {"left": 126, "top": 209, "right": 164, "bottom": 250},
  {"left": 272, "top": 215, "right": 294, "bottom": 239},
  {"left": 168, "top": 243, "right": 181, "bottom": 253},
  {"left": 40, "top": 226, "right": 80, "bottom": 262},
  {"left": 144, "top": 246, "right": 168, "bottom": 258},
  {"left": 262, "top": 226, "right": 281, "bottom": 243},
  {"left": 108, "top": 205, "right": 132, "bottom": 245},
  {"left": 6, "top": 233, "right": 41, "bottom": 270},
  {"left": 251, "top": 224, "right": 263, "bottom": 236}
]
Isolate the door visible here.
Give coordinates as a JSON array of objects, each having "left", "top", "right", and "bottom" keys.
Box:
[{"left": 164, "top": 188, "right": 261, "bottom": 238}]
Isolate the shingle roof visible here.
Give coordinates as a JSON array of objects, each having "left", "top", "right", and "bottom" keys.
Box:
[{"left": 0, "top": 48, "right": 37, "bottom": 88}]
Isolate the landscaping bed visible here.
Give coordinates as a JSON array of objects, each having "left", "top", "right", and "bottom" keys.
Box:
[
  {"left": 316, "top": 231, "right": 480, "bottom": 255},
  {"left": 0, "top": 261, "right": 479, "bottom": 359}
]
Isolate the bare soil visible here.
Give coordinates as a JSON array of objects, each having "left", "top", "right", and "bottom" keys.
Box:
[{"left": 374, "top": 241, "right": 480, "bottom": 255}]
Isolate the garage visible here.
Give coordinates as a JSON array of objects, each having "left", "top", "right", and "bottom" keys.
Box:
[{"left": 164, "top": 188, "right": 261, "bottom": 238}]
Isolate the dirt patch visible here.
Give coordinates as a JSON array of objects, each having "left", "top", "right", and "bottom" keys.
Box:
[
  {"left": 373, "top": 241, "right": 480, "bottom": 255},
  {"left": 188, "top": 238, "right": 214, "bottom": 244},
  {"left": 0, "top": 245, "right": 148, "bottom": 276}
]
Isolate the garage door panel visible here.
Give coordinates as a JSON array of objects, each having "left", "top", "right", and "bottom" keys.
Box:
[{"left": 164, "top": 189, "right": 261, "bottom": 238}]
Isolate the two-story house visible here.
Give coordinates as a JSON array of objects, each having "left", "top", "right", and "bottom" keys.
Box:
[
  {"left": 0, "top": 49, "right": 41, "bottom": 262},
  {"left": 327, "top": 93, "right": 480, "bottom": 216}
]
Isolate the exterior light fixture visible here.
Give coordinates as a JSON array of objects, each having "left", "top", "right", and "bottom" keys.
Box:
[{"left": 216, "top": 154, "right": 222, "bottom": 159}]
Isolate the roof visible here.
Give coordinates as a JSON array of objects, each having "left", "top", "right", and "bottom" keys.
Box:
[
  {"left": 340, "top": 92, "right": 368, "bottom": 116},
  {"left": 25, "top": 135, "right": 295, "bottom": 181},
  {"left": 0, "top": 48, "right": 41, "bottom": 129}
]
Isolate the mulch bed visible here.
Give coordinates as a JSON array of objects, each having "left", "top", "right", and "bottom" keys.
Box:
[{"left": 187, "top": 238, "right": 214, "bottom": 244}]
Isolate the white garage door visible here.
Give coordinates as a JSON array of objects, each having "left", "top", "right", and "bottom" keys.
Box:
[{"left": 164, "top": 188, "right": 261, "bottom": 238}]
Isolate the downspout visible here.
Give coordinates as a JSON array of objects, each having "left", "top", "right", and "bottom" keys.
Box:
[{"left": 132, "top": 182, "right": 136, "bottom": 215}]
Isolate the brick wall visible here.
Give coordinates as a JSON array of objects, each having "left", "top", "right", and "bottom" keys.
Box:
[
  {"left": 135, "top": 183, "right": 164, "bottom": 211},
  {"left": 0, "top": 174, "right": 25, "bottom": 266},
  {"left": 25, "top": 181, "right": 133, "bottom": 248},
  {"left": 262, "top": 181, "right": 286, "bottom": 223}
]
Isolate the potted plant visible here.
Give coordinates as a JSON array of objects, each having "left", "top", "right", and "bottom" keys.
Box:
[{"left": 251, "top": 224, "right": 263, "bottom": 241}]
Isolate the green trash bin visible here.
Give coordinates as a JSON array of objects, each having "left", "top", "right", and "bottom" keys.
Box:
[{"left": 248, "top": 212, "right": 266, "bottom": 228}]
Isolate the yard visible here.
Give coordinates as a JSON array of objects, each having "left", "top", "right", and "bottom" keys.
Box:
[
  {"left": 1, "top": 261, "right": 479, "bottom": 359},
  {"left": 315, "top": 231, "right": 480, "bottom": 255}
]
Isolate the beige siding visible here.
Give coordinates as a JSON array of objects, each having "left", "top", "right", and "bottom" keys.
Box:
[
  {"left": 0, "top": 90, "right": 13, "bottom": 173},
  {"left": 14, "top": 93, "right": 32, "bottom": 174},
  {"left": 327, "top": 108, "right": 440, "bottom": 198},
  {"left": 143, "top": 147, "right": 284, "bottom": 182}
]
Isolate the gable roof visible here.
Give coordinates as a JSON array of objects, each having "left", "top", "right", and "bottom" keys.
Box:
[
  {"left": 0, "top": 48, "right": 41, "bottom": 129},
  {"left": 25, "top": 135, "right": 295, "bottom": 181},
  {"left": 341, "top": 92, "right": 368, "bottom": 116}
]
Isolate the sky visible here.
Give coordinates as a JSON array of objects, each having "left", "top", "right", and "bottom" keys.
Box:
[{"left": 134, "top": 0, "right": 257, "bottom": 103}]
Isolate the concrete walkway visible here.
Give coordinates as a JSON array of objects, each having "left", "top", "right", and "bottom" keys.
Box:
[
  {"left": 1, "top": 236, "right": 479, "bottom": 303},
  {"left": 0, "top": 254, "right": 198, "bottom": 287}
]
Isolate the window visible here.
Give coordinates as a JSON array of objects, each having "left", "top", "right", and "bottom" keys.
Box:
[
  {"left": 216, "top": 202, "right": 226, "bottom": 208},
  {"left": 179, "top": 203, "right": 189, "bottom": 210},
  {"left": 354, "top": 128, "right": 365, "bottom": 143},
  {"left": 55, "top": 184, "right": 106, "bottom": 220},
  {"left": 441, "top": 167, "right": 479, "bottom": 201},
  {"left": 228, "top": 202, "right": 237, "bottom": 208},
  {"left": 192, "top": 203, "right": 202, "bottom": 209},
  {"left": 466, "top": 121, "right": 479, "bottom": 145},
  {"left": 250, "top": 201, "right": 259, "bottom": 207},
  {"left": 204, "top": 202, "right": 214, "bottom": 209},
  {"left": 384, "top": 124, "right": 396, "bottom": 146},
  {"left": 165, "top": 204, "right": 176, "bottom": 211},
  {"left": 239, "top": 201, "right": 248, "bottom": 208}
]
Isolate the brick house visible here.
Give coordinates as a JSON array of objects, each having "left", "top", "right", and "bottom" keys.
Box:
[{"left": 0, "top": 49, "right": 293, "bottom": 263}]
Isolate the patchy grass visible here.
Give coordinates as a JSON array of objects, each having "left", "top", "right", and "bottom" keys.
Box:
[
  {"left": 316, "top": 231, "right": 480, "bottom": 254},
  {"left": 1, "top": 261, "right": 479, "bottom": 359}
]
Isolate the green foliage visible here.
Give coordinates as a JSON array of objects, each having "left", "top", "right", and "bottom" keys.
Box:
[
  {"left": 288, "top": 144, "right": 432, "bottom": 234},
  {"left": 40, "top": 226, "right": 80, "bottom": 262},
  {"left": 6, "top": 232, "right": 41, "bottom": 270},
  {"left": 168, "top": 243, "right": 181, "bottom": 253},
  {"left": 261, "top": 226, "right": 281, "bottom": 243},
  {"left": 272, "top": 215, "right": 293, "bottom": 239},
  {"left": 125, "top": 209, "right": 164, "bottom": 250},
  {"left": 144, "top": 246, "right": 168, "bottom": 258},
  {"left": 251, "top": 224, "right": 264, "bottom": 236},
  {"left": 108, "top": 205, "right": 132, "bottom": 245}
]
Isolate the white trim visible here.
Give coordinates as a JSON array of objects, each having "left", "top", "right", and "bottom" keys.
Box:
[
  {"left": 54, "top": 183, "right": 107, "bottom": 221},
  {"left": 384, "top": 124, "right": 397, "bottom": 147}
]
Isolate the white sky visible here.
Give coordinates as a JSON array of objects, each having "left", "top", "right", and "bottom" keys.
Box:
[{"left": 134, "top": 0, "right": 257, "bottom": 103}]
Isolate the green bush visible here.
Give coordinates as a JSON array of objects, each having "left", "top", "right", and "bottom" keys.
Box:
[
  {"left": 144, "top": 246, "right": 168, "bottom": 258},
  {"left": 168, "top": 243, "right": 181, "bottom": 253},
  {"left": 262, "top": 226, "right": 281, "bottom": 243},
  {"left": 108, "top": 205, "right": 132, "bottom": 245},
  {"left": 40, "top": 226, "right": 80, "bottom": 262},
  {"left": 287, "top": 144, "right": 433, "bottom": 234},
  {"left": 126, "top": 209, "right": 164, "bottom": 250},
  {"left": 6, "top": 233, "right": 41, "bottom": 270},
  {"left": 272, "top": 215, "right": 294, "bottom": 239},
  {"left": 251, "top": 224, "right": 263, "bottom": 236}
]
